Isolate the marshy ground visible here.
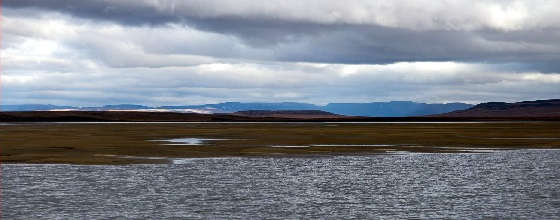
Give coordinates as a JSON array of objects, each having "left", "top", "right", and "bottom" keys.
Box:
[{"left": 1, "top": 122, "right": 559, "bottom": 165}]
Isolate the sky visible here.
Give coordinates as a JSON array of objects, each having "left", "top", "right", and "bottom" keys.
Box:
[{"left": 2, "top": 0, "right": 560, "bottom": 106}]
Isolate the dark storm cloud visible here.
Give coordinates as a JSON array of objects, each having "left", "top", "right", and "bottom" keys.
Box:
[
  {"left": 5, "top": 0, "right": 560, "bottom": 70},
  {"left": 4, "top": 0, "right": 180, "bottom": 25}
]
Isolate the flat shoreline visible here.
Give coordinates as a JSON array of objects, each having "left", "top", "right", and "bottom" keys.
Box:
[
  {"left": 4, "top": 148, "right": 560, "bottom": 166},
  {"left": 2, "top": 122, "right": 560, "bottom": 165}
]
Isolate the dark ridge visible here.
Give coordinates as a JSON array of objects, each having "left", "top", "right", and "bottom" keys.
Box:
[
  {"left": 235, "top": 110, "right": 338, "bottom": 116},
  {"left": 1, "top": 111, "right": 559, "bottom": 122},
  {"left": 321, "top": 101, "right": 472, "bottom": 116},
  {"left": 437, "top": 99, "right": 560, "bottom": 117},
  {"left": 475, "top": 99, "right": 560, "bottom": 109},
  {"left": 474, "top": 102, "right": 509, "bottom": 110},
  {"left": 234, "top": 110, "right": 344, "bottom": 119}
]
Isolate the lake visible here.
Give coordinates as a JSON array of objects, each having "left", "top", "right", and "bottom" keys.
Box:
[{"left": 3, "top": 149, "right": 560, "bottom": 219}]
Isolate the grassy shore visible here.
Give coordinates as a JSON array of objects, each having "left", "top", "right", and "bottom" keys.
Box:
[{"left": 1, "top": 122, "right": 560, "bottom": 165}]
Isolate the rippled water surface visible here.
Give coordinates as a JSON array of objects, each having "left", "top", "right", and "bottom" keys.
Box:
[{"left": 3, "top": 150, "right": 560, "bottom": 219}]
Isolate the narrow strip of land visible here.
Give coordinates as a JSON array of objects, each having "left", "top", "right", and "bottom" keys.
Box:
[
  {"left": 1, "top": 122, "right": 559, "bottom": 165},
  {"left": 1, "top": 111, "right": 560, "bottom": 122}
]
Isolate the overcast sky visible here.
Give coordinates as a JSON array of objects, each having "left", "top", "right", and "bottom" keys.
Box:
[{"left": 2, "top": 0, "right": 559, "bottom": 106}]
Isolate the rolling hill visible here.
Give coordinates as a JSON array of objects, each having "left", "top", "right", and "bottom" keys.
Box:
[{"left": 437, "top": 99, "right": 560, "bottom": 117}]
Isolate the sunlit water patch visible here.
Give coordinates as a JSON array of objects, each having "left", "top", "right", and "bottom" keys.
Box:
[
  {"left": 172, "top": 157, "right": 243, "bottom": 165},
  {"left": 311, "top": 144, "right": 398, "bottom": 147},
  {"left": 434, "top": 147, "right": 517, "bottom": 153},
  {"left": 487, "top": 137, "right": 560, "bottom": 140},
  {"left": 270, "top": 144, "right": 402, "bottom": 148},
  {"left": 152, "top": 138, "right": 230, "bottom": 145},
  {"left": 269, "top": 145, "right": 311, "bottom": 148}
]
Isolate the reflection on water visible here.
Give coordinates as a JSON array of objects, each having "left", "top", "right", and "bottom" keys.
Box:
[
  {"left": 47, "top": 121, "right": 487, "bottom": 124},
  {"left": 3, "top": 150, "right": 560, "bottom": 219},
  {"left": 487, "top": 137, "right": 560, "bottom": 140},
  {"left": 270, "top": 145, "right": 311, "bottom": 148},
  {"left": 312, "top": 144, "right": 398, "bottom": 147},
  {"left": 153, "top": 138, "right": 229, "bottom": 145},
  {"left": 270, "top": 144, "right": 399, "bottom": 148},
  {"left": 433, "top": 147, "right": 517, "bottom": 153}
]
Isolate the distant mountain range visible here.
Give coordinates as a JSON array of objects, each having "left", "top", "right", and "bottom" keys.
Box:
[
  {"left": 0, "top": 101, "right": 473, "bottom": 117},
  {"left": 438, "top": 99, "right": 560, "bottom": 117},
  {"left": 321, "top": 102, "right": 472, "bottom": 117},
  {"left": 1, "top": 99, "right": 559, "bottom": 122}
]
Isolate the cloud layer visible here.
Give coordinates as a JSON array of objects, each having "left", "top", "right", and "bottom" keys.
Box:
[{"left": 2, "top": 1, "right": 559, "bottom": 105}]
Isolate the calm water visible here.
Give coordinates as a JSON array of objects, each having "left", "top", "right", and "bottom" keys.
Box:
[{"left": 3, "top": 150, "right": 560, "bottom": 219}]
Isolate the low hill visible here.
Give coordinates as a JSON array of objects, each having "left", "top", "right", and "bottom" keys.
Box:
[
  {"left": 437, "top": 99, "right": 560, "bottom": 117},
  {"left": 322, "top": 101, "right": 472, "bottom": 117},
  {"left": 234, "top": 110, "right": 345, "bottom": 119},
  {"left": 161, "top": 102, "right": 319, "bottom": 113}
]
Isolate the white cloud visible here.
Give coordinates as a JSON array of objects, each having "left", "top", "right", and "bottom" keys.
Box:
[
  {"left": 2, "top": 2, "right": 560, "bottom": 106},
  {"left": 2, "top": 12, "right": 269, "bottom": 68},
  {"left": 3, "top": 58, "right": 560, "bottom": 105}
]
